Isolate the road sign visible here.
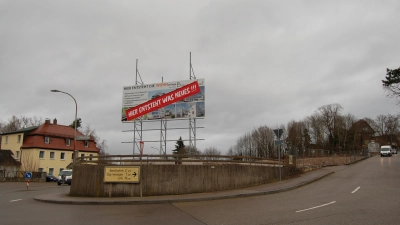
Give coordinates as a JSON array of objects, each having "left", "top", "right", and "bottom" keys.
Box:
[
  {"left": 273, "top": 129, "right": 283, "bottom": 139},
  {"left": 76, "top": 135, "right": 91, "bottom": 140},
  {"left": 274, "top": 140, "right": 284, "bottom": 146},
  {"left": 25, "top": 172, "right": 32, "bottom": 179},
  {"left": 104, "top": 166, "right": 140, "bottom": 183}
]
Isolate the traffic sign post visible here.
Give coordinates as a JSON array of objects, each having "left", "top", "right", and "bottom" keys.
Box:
[
  {"left": 25, "top": 172, "right": 32, "bottom": 179},
  {"left": 273, "top": 129, "right": 283, "bottom": 139},
  {"left": 273, "top": 129, "right": 284, "bottom": 181},
  {"left": 25, "top": 172, "right": 32, "bottom": 191}
]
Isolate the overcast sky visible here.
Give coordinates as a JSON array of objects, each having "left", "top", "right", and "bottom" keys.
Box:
[{"left": 1, "top": 0, "right": 400, "bottom": 155}]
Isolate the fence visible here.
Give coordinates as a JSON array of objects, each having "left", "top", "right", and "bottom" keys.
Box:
[
  {"left": 0, "top": 170, "right": 46, "bottom": 182},
  {"left": 76, "top": 154, "right": 282, "bottom": 167}
]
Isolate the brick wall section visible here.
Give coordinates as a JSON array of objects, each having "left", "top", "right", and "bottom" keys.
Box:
[{"left": 70, "top": 164, "right": 288, "bottom": 197}]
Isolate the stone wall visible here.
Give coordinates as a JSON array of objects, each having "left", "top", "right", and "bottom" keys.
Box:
[{"left": 70, "top": 164, "right": 288, "bottom": 197}]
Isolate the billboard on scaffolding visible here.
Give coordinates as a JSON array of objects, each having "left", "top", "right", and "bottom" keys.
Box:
[{"left": 122, "top": 79, "right": 205, "bottom": 122}]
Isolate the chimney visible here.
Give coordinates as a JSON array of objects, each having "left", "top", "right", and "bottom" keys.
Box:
[
  {"left": 53, "top": 118, "right": 57, "bottom": 125},
  {"left": 45, "top": 118, "right": 50, "bottom": 124}
]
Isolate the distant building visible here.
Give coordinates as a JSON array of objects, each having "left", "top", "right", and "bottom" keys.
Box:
[
  {"left": 0, "top": 118, "right": 99, "bottom": 175},
  {"left": 176, "top": 108, "right": 189, "bottom": 118},
  {"left": 348, "top": 119, "right": 376, "bottom": 150},
  {"left": 189, "top": 103, "right": 204, "bottom": 118},
  {"left": 0, "top": 150, "right": 21, "bottom": 174}
]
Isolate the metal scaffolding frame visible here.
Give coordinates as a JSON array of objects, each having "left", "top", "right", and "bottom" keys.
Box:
[
  {"left": 132, "top": 59, "right": 143, "bottom": 155},
  {"left": 124, "top": 53, "right": 202, "bottom": 155},
  {"left": 189, "top": 52, "right": 197, "bottom": 150}
]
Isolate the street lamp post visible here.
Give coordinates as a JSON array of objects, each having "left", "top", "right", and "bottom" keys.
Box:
[{"left": 51, "top": 90, "right": 78, "bottom": 163}]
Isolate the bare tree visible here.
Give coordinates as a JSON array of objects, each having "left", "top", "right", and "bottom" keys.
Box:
[
  {"left": 202, "top": 147, "right": 221, "bottom": 160},
  {"left": 20, "top": 150, "right": 39, "bottom": 172},
  {"left": 373, "top": 115, "right": 387, "bottom": 137},
  {"left": 251, "top": 125, "right": 275, "bottom": 158},
  {"left": 286, "top": 120, "right": 305, "bottom": 149},
  {"left": 186, "top": 146, "right": 201, "bottom": 155},
  {"left": 305, "top": 113, "right": 325, "bottom": 149},
  {"left": 0, "top": 116, "right": 43, "bottom": 133},
  {"left": 317, "top": 104, "right": 343, "bottom": 149},
  {"left": 340, "top": 114, "right": 357, "bottom": 151},
  {"left": 385, "top": 114, "right": 400, "bottom": 145},
  {"left": 82, "top": 124, "right": 108, "bottom": 155}
]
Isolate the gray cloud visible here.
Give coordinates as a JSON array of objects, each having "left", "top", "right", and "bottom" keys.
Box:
[{"left": 1, "top": 0, "right": 400, "bottom": 154}]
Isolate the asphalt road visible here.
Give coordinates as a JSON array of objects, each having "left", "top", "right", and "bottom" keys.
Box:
[{"left": 1, "top": 155, "right": 399, "bottom": 225}]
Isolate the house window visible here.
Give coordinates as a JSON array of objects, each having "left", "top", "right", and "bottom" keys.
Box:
[
  {"left": 45, "top": 137, "right": 50, "bottom": 144},
  {"left": 5, "top": 136, "right": 8, "bottom": 144},
  {"left": 60, "top": 152, "right": 65, "bottom": 160},
  {"left": 66, "top": 139, "right": 70, "bottom": 146},
  {"left": 89, "top": 154, "right": 93, "bottom": 161},
  {"left": 59, "top": 168, "right": 64, "bottom": 174},
  {"left": 17, "top": 135, "right": 21, "bottom": 143},
  {"left": 50, "top": 152, "right": 55, "bottom": 159},
  {"left": 39, "top": 151, "right": 45, "bottom": 159},
  {"left": 16, "top": 151, "right": 20, "bottom": 159},
  {"left": 80, "top": 154, "right": 85, "bottom": 160},
  {"left": 84, "top": 141, "right": 89, "bottom": 148},
  {"left": 49, "top": 168, "right": 54, "bottom": 176},
  {"left": 38, "top": 168, "right": 44, "bottom": 172}
]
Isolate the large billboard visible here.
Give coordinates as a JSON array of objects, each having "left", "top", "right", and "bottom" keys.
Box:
[{"left": 122, "top": 79, "right": 205, "bottom": 122}]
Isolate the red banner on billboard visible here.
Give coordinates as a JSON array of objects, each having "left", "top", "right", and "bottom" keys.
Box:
[{"left": 125, "top": 81, "right": 200, "bottom": 121}]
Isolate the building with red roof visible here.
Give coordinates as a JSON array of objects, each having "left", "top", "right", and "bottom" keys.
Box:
[{"left": 1, "top": 118, "right": 99, "bottom": 176}]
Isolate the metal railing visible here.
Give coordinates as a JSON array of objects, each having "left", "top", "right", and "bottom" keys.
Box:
[
  {"left": 76, "top": 154, "right": 282, "bottom": 166},
  {"left": 0, "top": 170, "right": 45, "bottom": 179}
]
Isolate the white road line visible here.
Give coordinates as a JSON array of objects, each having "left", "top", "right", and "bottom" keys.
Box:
[
  {"left": 10, "top": 199, "right": 23, "bottom": 203},
  {"left": 296, "top": 201, "right": 336, "bottom": 213},
  {"left": 351, "top": 186, "right": 360, "bottom": 194}
]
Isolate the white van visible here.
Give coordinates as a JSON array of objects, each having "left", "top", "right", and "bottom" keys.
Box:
[
  {"left": 391, "top": 146, "right": 397, "bottom": 155},
  {"left": 57, "top": 169, "right": 72, "bottom": 185},
  {"left": 380, "top": 145, "right": 392, "bottom": 157}
]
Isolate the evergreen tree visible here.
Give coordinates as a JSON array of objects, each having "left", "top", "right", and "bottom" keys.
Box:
[
  {"left": 69, "top": 118, "right": 82, "bottom": 129},
  {"left": 172, "top": 136, "right": 186, "bottom": 154},
  {"left": 382, "top": 67, "right": 400, "bottom": 99}
]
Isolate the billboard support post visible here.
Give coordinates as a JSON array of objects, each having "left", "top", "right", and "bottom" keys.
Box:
[
  {"left": 189, "top": 52, "right": 197, "bottom": 151},
  {"left": 133, "top": 59, "right": 144, "bottom": 157}
]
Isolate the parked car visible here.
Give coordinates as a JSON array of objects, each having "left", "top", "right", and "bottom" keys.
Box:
[
  {"left": 380, "top": 145, "right": 392, "bottom": 157},
  {"left": 390, "top": 147, "right": 397, "bottom": 155},
  {"left": 57, "top": 169, "right": 72, "bottom": 185},
  {"left": 46, "top": 174, "right": 57, "bottom": 182}
]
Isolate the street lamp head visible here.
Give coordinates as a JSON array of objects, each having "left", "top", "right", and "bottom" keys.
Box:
[{"left": 50, "top": 90, "right": 60, "bottom": 92}]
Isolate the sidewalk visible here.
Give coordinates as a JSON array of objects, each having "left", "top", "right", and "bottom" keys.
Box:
[{"left": 34, "top": 165, "right": 347, "bottom": 205}]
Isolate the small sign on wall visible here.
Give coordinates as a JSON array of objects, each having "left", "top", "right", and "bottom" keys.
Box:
[{"left": 104, "top": 166, "right": 140, "bottom": 183}]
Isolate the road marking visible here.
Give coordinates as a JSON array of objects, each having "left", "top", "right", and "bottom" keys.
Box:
[
  {"left": 296, "top": 201, "right": 336, "bottom": 213},
  {"left": 351, "top": 186, "right": 360, "bottom": 194},
  {"left": 10, "top": 199, "right": 23, "bottom": 203}
]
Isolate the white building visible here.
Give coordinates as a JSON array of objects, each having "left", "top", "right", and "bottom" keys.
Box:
[{"left": 189, "top": 103, "right": 204, "bottom": 118}]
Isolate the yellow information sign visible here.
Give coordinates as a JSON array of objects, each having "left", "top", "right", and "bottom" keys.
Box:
[{"left": 104, "top": 166, "right": 140, "bottom": 183}]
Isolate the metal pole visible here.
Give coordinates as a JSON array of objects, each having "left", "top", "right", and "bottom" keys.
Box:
[
  {"left": 51, "top": 90, "right": 78, "bottom": 163},
  {"left": 278, "top": 144, "right": 281, "bottom": 181},
  {"left": 277, "top": 129, "right": 281, "bottom": 181}
]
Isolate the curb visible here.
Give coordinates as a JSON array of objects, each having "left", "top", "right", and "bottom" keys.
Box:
[{"left": 34, "top": 171, "right": 335, "bottom": 205}]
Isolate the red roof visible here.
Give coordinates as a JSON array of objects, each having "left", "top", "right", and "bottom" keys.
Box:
[{"left": 21, "top": 122, "right": 99, "bottom": 153}]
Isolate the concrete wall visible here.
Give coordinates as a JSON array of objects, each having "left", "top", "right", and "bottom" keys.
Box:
[{"left": 70, "top": 164, "right": 288, "bottom": 197}]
